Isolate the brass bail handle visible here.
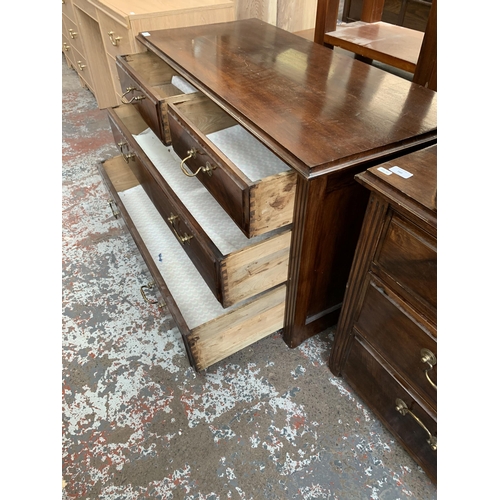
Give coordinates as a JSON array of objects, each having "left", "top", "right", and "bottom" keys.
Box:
[
  {"left": 108, "top": 199, "right": 119, "bottom": 219},
  {"left": 108, "top": 31, "right": 122, "bottom": 46},
  {"left": 118, "top": 141, "right": 135, "bottom": 163},
  {"left": 140, "top": 281, "right": 158, "bottom": 304},
  {"left": 395, "top": 398, "right": 437, "bottom": 451},
  {"left": 120, "top": 87, "right": 146, "bottom": 105},
  {"left": 420, "top": 348, "right": 437, "bottom": 390},
  {"left": 180, "top": 149, "right": 216, "bottom": 177},
  {"left": 167, "top": 213, "right": 193, "bottom": 245}
]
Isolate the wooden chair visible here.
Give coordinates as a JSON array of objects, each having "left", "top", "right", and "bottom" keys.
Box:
[{"left": 314, "top": 0, "right": 436, "bottom": 90}]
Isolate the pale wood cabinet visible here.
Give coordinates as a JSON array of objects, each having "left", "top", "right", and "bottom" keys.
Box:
[
  {"left": 62, "top": 0, "right": 236, "bottom": 109},
  {"left": 235, "top": 0, "right": 318, "bottom": 33}
]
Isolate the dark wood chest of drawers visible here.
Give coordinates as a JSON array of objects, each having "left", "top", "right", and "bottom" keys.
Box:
[
  {"left": 330, "top": 145, "right": 437, "bottom": 482},
  {"left": 97, "top": 19, "right": 437, "bottom": 372}
]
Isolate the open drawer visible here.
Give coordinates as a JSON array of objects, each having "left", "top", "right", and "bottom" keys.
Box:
[
  {"left": 168, "top": 95, "right": 297, "bottom": 238},
  {"left": 107, "top": 104, "right": 291, "bottom": 308},
  {"left": 99, "top": 154, "right": 286, "bottom": 371},
  {"left": 116, "top": 49, "right": 200, "bottom": 145}
]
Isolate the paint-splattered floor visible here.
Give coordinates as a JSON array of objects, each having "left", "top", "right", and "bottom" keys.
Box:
[{"left": 61, "top": 55, "right": 437, "bottom": 499}]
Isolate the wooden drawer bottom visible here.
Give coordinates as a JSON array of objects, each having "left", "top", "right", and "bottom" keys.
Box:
[
  {"left": 343, "top": 337, "right": 437, "bottom": 483},
  {"left": 99, "top": 155, "right": 286, "bottom": 371}
]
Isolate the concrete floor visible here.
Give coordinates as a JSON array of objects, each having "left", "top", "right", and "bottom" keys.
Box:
[{"left": 62, "top": 53, "right": 438, "bottom": 499}]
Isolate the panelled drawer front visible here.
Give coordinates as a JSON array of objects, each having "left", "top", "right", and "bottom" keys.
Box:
[
  {"left": 62, "top": 0, "right": 75, "bottom": 21},
  {"left": 108, "top": 105, "right": 291, "bottom": 308},
  {"left": 72, "top": 48, "right": 93, "bottom": 88},
  {"left": 343, "top": 338, "right": 437, "bottom": 482},
  {"left": 107, "top": 52, "right": 125, "bottom": 97},
  {"left": 373, "top": 211, "right": 436, "bottom": 321},
  {"left": 99, "top": 154, "right": 286, "bottom": 371},
  {"left": 97, "top": 11, "right": 132, "bottom": 58},
  {"left": 64, "top": 15, "right": 84, "bottom": 56},
  {"left": 116, "top": 51, "right": 200, "bottom": 145},
  {"left": 168, "top": 96, "right": 297, "bottom": 238},
  {"left": 62, "top": 34, "right": 75, "bottom": 67},
  {"left": 107, "top": 110, "right": 220, "bottom": 301},
  {"left": 355, "top": 276, "right": 437, "bottom": 411}
]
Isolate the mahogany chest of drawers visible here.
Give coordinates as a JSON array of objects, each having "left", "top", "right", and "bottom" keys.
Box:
[
  {"left": 97, "top": 19, "right": 437, "bottom": 372},
  {"left": 330, "top": 145, "right": 437, "bottom": 482}
]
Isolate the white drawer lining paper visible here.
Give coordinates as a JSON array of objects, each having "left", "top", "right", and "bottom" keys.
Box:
[
  {"left": 171, "top": 76, "right": 197, "bottom": 95},
  {"left": 206, "top": 125, "right": 290, "bottom": 182},
  {"left": 133, "top": 128, "right": 273, "bottom": 255},
  {"left": 119, "top": 184, "right": 242, "bottom": 329}
]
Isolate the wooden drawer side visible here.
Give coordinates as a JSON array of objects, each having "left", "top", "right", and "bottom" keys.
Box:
[{"left": 188, "top": 286, "right": 286, "bottom": 371}]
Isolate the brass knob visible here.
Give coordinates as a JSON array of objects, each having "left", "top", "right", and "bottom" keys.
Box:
[
  {"left": 77, "top": 61, "right": 86, "bottom": 71},
  {"left": 63, "top": 43, "right": 70, "bottom": 52},
  {"left": 68, "top": 29, "right": 77, "bottom": 39}
]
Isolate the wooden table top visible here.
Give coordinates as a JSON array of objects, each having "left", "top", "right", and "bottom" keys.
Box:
[
  {"left": 139, "top": 19, "right": 437, "bottom": 178},
  {"left": 324, "top": 21, "right": 425, "bottom": 73}
]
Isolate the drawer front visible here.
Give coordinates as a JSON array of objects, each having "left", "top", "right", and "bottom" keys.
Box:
[
  {"left": 97, "top": 11, "right": 132, "bottom": 58},
  {"left": 62, "top": 0, "right": 75, "bottom": 22},
  {"left": 108, "top": 109, "right": 221, "bottom": 301},
  {"left": 343, "top": 338, "right": 437, "bottom": 483},
  {"left": 355, "top": 277, "right": 437, "bottom": 410},
  {"left": 116, "top": 51, "right": 200, "bottom": 145},
  {"left": 99, "top": 155, "right": 286, "bottom": 371},
  {"left": 168, "top": 96, "right": 296, "bottom": 237},
  {"left": 107, "top": 52, "right": 124, "bottom": 96},
  {"left": 116, "top": 59, "right": 164, "bottom": 143},
  {"left": 64, "top": 15, "right": 85, "bottom": 57},
  {"left": 108, "top": 105, "right": 291, "bottom": 308},
  {"left": 62, "top": 34, "right": 75, "bottom": 67},
  {"left": 374, "top": 211, "right": 436, "bottom": 321},
  {"left": 72, "top": 48, "right": 93, "bottom": 88}
]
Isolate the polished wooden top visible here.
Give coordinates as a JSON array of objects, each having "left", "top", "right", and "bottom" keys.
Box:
[
  {"left": 357, "top": 144, "right": 437, "bottom": 226},
  {"left": 324, "top": 21, "right": 424, "bottom": 73},
  {"left": 139, "top": 19, "right": 437, "bottom": 178}
]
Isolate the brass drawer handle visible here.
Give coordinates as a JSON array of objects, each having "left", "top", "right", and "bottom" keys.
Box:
[
  {"left": 168, "top": 213, "right": 193, "bottom": 245},
  {"left": 108, "top": 31, "right": 122, "bottom": 46},
  {"left": 120, "top": 87, "right": 146, "bottom": 104},
  {"left": 140, "top": 281, "right": 158, "bottom": 304},
  {"left": 63, "top": 43, "right": 70, "bottom": 52},
  {"left": 77, "top": 61, "right": 86, "bottom": 72},
  {"left": 395, "top": 398, "right": 437, "bottom": 451},
  {"left": 420, "top": 348, "right": 437, "bottom": 390},
  {"left": 180, "top": 149, "right": 216, "bottom": 177},
  {"left": 108, "top": 199, "right": 119, "bottom": 219},
  {"left": 68, "top": 29, "right": 77, "bottom": 39},
  {"left": 118, "top": 141, "right": 135, "bottom": 163}
]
